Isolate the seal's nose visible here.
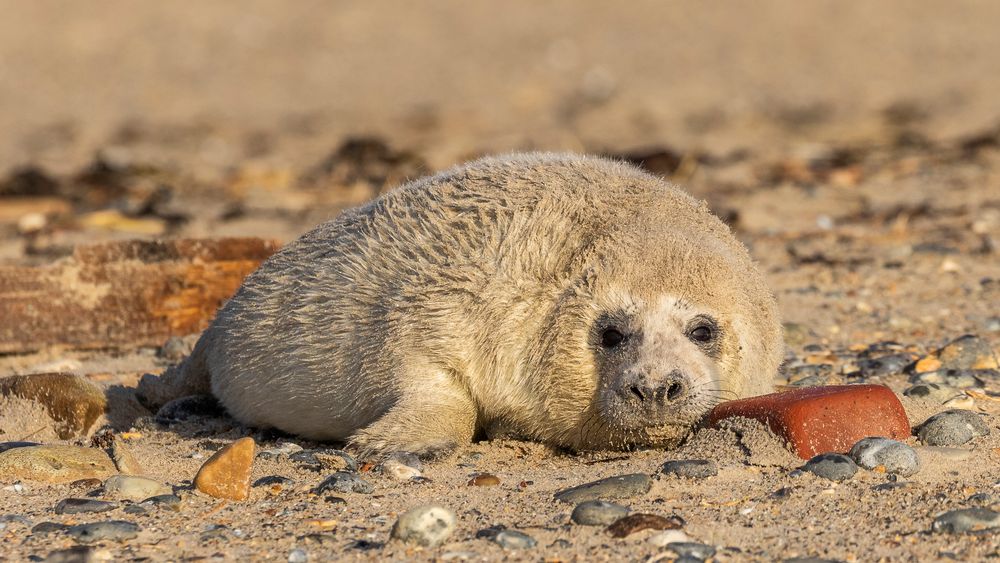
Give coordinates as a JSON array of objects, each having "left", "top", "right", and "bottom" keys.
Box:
[{"left": 619, "top": 370, "right": 688, "bottom": 406}]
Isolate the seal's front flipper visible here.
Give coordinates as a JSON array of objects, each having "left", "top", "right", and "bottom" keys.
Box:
[{"left": 136, "top": 332, "right": 213, "bottom": 411}]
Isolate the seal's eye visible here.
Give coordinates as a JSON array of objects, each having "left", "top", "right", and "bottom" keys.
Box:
[
  {"left": 689, "top": 324, "right": 715, "bottom": 343},
  {"left": 601, "top": 328, "right": 626, "bottom": 348}
]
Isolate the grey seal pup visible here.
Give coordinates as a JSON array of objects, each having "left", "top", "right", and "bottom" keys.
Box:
[{"left": 138, "top": 153, "right": 783, "bottom": 457}]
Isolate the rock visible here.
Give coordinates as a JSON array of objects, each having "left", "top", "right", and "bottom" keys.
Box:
[
  {"left": 493, "top": 530, "right": 536, "bottom": 549},
  {"left": 0, "top": 445, "right": 116, "bottom": 483},
  {"left": 54, "top": 498, "right": 116, "bottom": 515},
  {"left": 648, "top": 529, "right": 693, "bottom": 547},
  {"left": 108, "top": 436, "right": 143, "bottom": 475},
  {"left": 659, "top": 459, "right": 718, "bottom": 479},
  {"left": 32, "top": 521, "right": 69, "bottom": 535},
  {"left": 103, "top": 475, "right": 171, "bottom": 501},
  {"left": 803, "top": 454, "right": 858, "bottom": 481},
  {"left": 139, "top": 494, "right": 182, "bottom": 511},
  {"left": 194, "top": 436, "right": 255, "bottom": 501},
  {"left": 606, "top": 513, "right": 683, "bottom": 538},
  {"left": 932, "top": 508, "right": 1000, "bottom": 534},
  {"left": 0, "top": 373, "right": 106, "bottom": 439},
  {"left": 911, "top": 369, "right": 992, "bottom": 389},
  {"left": 554, "top": 474, "right": 652, "bottom": 503},
  {"left": 44, "top": 546, "right": 107, "bottom": 563},
  {"left": 314, "top": 471, "right": 373, "bottom": 495},
  {"left": 391, "top": 504, "right": 456, "bottom": 547},
  {"left": 67, "top": 520, "right": 140, "bottom": 543},
  {"left": 917, "top": 409, "right": 990, "bottom": 446},
  {"left": 666, "top": 542, "right": 717, "bottom": 560},
  {"left": 257, "top": 442, "right": 304, "bottom": 459},
  {"left": 571, "top": 500, "right": 629, "bottom": 526},
  {"left": 468, "top": 474, "right": 501, "bottom": 487},
  {"left": 856, "top": 354, "right": 913, "bottom": 378},
  {"left": 0, "top": 441, "right": 39, "bottom": 453},
  {"left": 872, "top": 481, "right": 912, "bottom": 492},
  {"left": 848, "top": 438, "right": 920, "bottom": 476},
  {"left": 253, "top": 475, "right": 294, "bottom": 488},
  {"left": 903, "top": 383, "right": 964, "bottom": 404},
  {"left": 936, "top": 335, "right": 998, "bottom": 370},
  {"left": 381, "top": 452, "right": 422, "bottom": 481},
  {"left": 290, "top": 449, "right": 357, "bottom": 472},
  {"left": 287, "top": 548, "right": 308, "bottom": 563}
]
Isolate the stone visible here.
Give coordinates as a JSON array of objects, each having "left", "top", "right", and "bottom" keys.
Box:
[
  {"left": 0, "top": 441, "right": 39, "bottom": 453},
  {"left": 856, "top": 354, "right": 913, "bottom": 378},
  {"left": 468, "top": 474, "right": 501, "bottom": 487},
  {"left": 554, "top": 474, "right": 652, "bottom": 503},
  {"left": 32, "top": 521, "right": 69, "bottom": 535},
  {"left": 391, "top": 504, "right": 456, "bottom": 547},
  {"left": 606, "top": 513, "right": 683, "bottom": 538},
  {"left": 287, "top": 548, "right": 308, "bottom": 563},
  {"left": 936, "top": 335, "right": 998, "bottom": 370},
  {"left": 932, "top": 508, "right": 1000, "bottom": 534},
  {"left": 0, "top": 445, "right": 116, "bottom": 483},
  {"left": 911, "top": 369, "right": 992, "bottom": 389},
  {"left": 140, "top": 494, "right": 182, "bottom": 511},
  {"left": 803, "top": 453, "right": 858, "bottom": 481},
  {"left": 666, "top": 542, "right": 717, "bottom": 560},
  {"left": 708, "top": 385, "right": 910, "bottom": 459},
  {"left": 659, "top": 459, "right": 718, "bottom": 479},
  {"left": 648, "top": 529, "right": 693, "bottom": 547},
  {"left": 194, "top": 436, "right": 255, "bottom": 501},
  {"left": 848, "top": 438, "right": 920, "bottom": 476},
  {"left": 571, "top": 500, "right": 629, "bottom": 526},
  {"left": 108, "top": 436, "right": 143, "bottom": 475},
  {"left": 290, "top": 449, "right": 357, "bottom": 472},
  {"left": 0, "top": 373, "right": 106, "bottom": 439},
  {"left": 381, "top": 452, "right": 422, "bottom": 481},
  {"left": 917, "top": 409, "right": 990, "bottom": 446},
  {"left": 54, "top": 498, "right": 116, "bottom": 515},
  {"left": 493, "top": 530, "right": 536, "bottom": 549},
  {"left": 103, "top": 475, "right": 171, "bottom": 501},
  {"left": 257, "top": 442, "right": 303, "bottom": 459},
  {"left": 903, "top": 383, "right": 964, "bottom": 404},
  {"left": 67, "top": 520, "right": 140, "bottom": 543},
  {"left": 314, "top": 471, "right": 373, "bottom": 495}
]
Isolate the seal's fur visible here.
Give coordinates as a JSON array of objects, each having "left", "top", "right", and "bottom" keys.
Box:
[{"left": 138, "top": 153, "right": 782, "bottom": 456}]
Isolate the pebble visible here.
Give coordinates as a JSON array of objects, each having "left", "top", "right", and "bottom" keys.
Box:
[
  {"left": 803, "top": 454, "right": 858, "bottom": 481},
  {"left": 0, "top": 372, "right": 106, "bottom": 439},
  {"left": 0, "top": 445, "right": 116, "bottom": 483},
  {"left": 848, "top": 437, "right": 920, "bottom": 476},
  {"left": 140, "top": 494, "right": 182, "bottom": 511},
  {"left": 903, "top": 383, "right": 964, "bottom": 404},
  {"left": 492, "top": 529, "right": 536, "bottom": 549},
  {"left": 290, "top": 449, "right": 358, "bottom": 472},
  {"left": 554, "top": 473, "right": 652, "bottom": 503},
  {"left": 381, "top": 452, "right": 422, "bottom": 481},
  {"left": 911, "top": 369, "right": 991, "bottom": 389},
  {"left": 32, "top": 521, "right": 69, "bottom": 535},
  {"left": 54, "top": 498, "right": 116, "bottom": 515},
  {"left": 932, "top": 508, "right": 1000, "bottom": 534},
  {"left": 468, "top": 474, "right": 501, "bottom": 487},
  {"left": 44, "top": 546, "right": 108, "bottom": 563},
  {"left": 936, "top": 334, "right": 998, "bottom": 370},
  {"left": 660, "top": 459, "right": 718, "bottom": 479},
  {"left": 287, "top": 548, "right": 308, "bottom": 563},
  {"left": 648, "top": 529, "right": 693, "bottom": 547},
  {"left": 257, "top": 442, "right": 304, "bottom": 459},
  {"left": 103, "top": 475, "right": 171, "bottom": 501},
  {"left": 108, "top": 435, "right": 144, "bottom": 476},
  {"left": 856, "top": 353, "right": 912, "bottom": 378},
  {"left": 390, "top": 504, "right": 456, "bottom": 547},
  {"left": 666, "top": 542, "right": 717, "bottom": 560},
  {"left": 194, "top": 436, "right": 256, "bottom": 501},
  {"left": 967, "top": 492, "right": 994, "bottom": 505},
  {"left": 917, "top": 409, "right": 990, "bottom": 446},
  {"left": 872, "top": 481, "right": 912, "bottom": 492},
  {"left": 253, "top": 475, "right": 294, "bottom": 493},
  {"left": 0, "top": 441, "right": 39, "bottom": 453},
  {"left": 67, "top": 520, "right": 140, "bottom": 543},
  {"left": 314, "top": 471, "right": 374, "bottom": 494},
  {"left": 606, "top": 513, "right": 683, "bottom": 538},
  {"left": 571, "top": 500, "right": 629, "bottom": 526}
]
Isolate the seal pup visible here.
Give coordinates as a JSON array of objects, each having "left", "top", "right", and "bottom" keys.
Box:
[{"left": 138, "top": 153, "right": 782, "bottom": 457}]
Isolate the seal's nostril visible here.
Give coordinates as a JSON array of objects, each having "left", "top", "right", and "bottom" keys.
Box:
[
  {"left": 666, "top": 382, "right": 684, "bottom": 401},
  {"left": 629, "top": 385, "right": 647, "bottom": 402}
]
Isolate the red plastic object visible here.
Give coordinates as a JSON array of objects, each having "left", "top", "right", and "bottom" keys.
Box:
[{"left": 706, "top": 384, "right": 911, "bottom": 459}]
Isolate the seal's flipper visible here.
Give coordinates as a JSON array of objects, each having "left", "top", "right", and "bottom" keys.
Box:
[{"left": 136, "top": 332, "right": 213, "bottom": 411}]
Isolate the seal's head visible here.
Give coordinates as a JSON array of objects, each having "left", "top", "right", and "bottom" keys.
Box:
[{"left": 526, "top": 191, "right": 782, "bottom": 452}]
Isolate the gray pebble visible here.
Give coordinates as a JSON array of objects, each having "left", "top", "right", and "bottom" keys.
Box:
[
  {"left": 667, "top": 542, "right": 717, "bottom": 560},
  {"left": 67, "top": 520, "right": 140, "bottom": 543},
  {"left": 314, "top": 471, "right": 373, "bottom": 494},
  {"left": 911, "top": 369, "right": 990, "bottom": 389},
  {"left": 571, "top": 500, "right": 629, "bottom": 526},
  {"left": 554, "top": 473, "right": 651, "bottom": 503},
  {"left": 32, "top": 521, "right": 69, "bottom": 535},
  {"left": 257, "top": 442, "right": 304, "bottom": 459},
  {"left": 803, "top": 454, "right": 858, "bottom": 481},
  {"left": 872, "top": 481, "right": 911, "bottom": 492},
  {"left": 857, "top": 354, "right": 912, "bottom": 378},
  {"left": 660, "top": 459, "right": 718, "bottom": 479},
  {"left": 932, "top": 507, "right": 1000, "bottom": 534},
  {"left": 391, "top": 504, "right": 456, "bottom": 547},
  {"left": 903, "top": 383, "right": 964, "bottom": 404},
  {"left": 291, "top": 449, "right": 358, "bottom": 472},
  {"left": 103, "top": 475, "right": 171, "bottom": 501},
  {"left": 936, "top": 334, "right": 998, "bottom": 371},
  {"left": 54, "top": 498, "right": 116, "bottom": 515},
  {"left": 140, "top": 494, "right": 182, "bottom": 510},
  {"left": 917, "top": 409, "right": 990, "bottom": 446},
  {"left": 848, "top": 437, "right": 920, "bottom": 476},
  {"left": 253, "top": 475, "right": 294, "bottom": 487},
  {"left": 287, "top": 548, "right": 308, "bottom": 563},
  {"left": 43, "top": 546, "right": 96, "bottom": 563},
  {"left": 493, "top": 530, "right": 537, "bottom": 549},
  {"left": 967, "top": 492, "right": 993, "bottom": 505}
]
